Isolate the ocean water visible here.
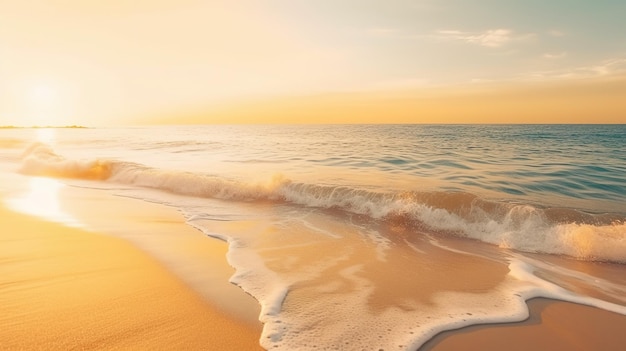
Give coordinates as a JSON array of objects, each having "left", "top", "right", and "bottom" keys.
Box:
[{"left": 1, "top": 124, "right": 625, "bottom": 350}]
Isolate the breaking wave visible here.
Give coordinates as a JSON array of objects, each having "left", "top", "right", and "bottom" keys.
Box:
[{"left": 20, "top": 143, "right": 626, "bottom": 263}]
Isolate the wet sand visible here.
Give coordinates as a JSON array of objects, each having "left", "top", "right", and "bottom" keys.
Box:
[
  {"left": 55, "top": 184, "right": 263, "bottom": 326},
  {"left": 197, "top": 205, "right": 626, "bottom": 350},
  {"left": 2, "top": 182, "right": 625, "bottom": 350},
  {"left": 422, "top": 298, "right": 626, "bottom": 350},
  {"left": 0, "top": 203, "right": 262, "bottom": 350}
]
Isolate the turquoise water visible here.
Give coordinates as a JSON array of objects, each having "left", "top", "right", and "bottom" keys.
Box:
[{"left": 177, "top": 124, "right": 625, "bottom": 211}]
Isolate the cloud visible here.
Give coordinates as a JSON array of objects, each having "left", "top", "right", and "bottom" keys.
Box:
[
  {"left": 527, "top": 58, "right": 626, "bottom": 80},
  {"left": 435, "top": 29, "right": 521, "bottom": 47},
  {"left": 590, "top": 58, "right": 626, "bottom": 76},
  {"left": 543, "top": 52, "right": 567, "bottom": 59}
]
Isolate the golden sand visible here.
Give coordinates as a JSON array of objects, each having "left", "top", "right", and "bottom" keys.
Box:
[
  {"left": 2, "top": 181, "right": 625, "bottom": 351},
  {"left": 421, "top": 298, "right": 626, "bottom": 351},
  {"left": 0, "top": 204, "right": 263, "bottom": 350},
  {"left": 56, "top": 185, "right": 262, "bottom": 326}
]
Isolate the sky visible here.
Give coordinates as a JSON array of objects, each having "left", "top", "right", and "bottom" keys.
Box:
[{"left": 1, "top": 0, "right": 625, "bottom": 125}]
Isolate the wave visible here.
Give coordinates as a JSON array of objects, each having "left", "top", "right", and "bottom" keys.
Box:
[
  {"left": 19, "top": 143, "right": 626, "bottom": 263},
  {"left": 20, "top": 143, "right": 112, "bottom": 180},
  {"left": 0, "top": 138, "right": 26, "bottom": 149}
]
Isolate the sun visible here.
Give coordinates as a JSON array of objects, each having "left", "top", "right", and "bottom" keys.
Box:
[
  {"left": 30, "top": 84, "right": 57, "bottom": 105},
  {"left": 24, "top": 82, "right": 66, "bottom": 126}
]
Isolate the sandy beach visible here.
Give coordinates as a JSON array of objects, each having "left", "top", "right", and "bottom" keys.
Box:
[
  {"left": 425, "top": 298, "right": 626, "bottom": 351},
  {"left": 1, "top": 179, "right": 625, "bottom": 350},
  {"left": 2, "top": 0, "right": 626, "bottom": 347},
  {"left": 0, "top": 202, "right": 262, "bottom": 350}
]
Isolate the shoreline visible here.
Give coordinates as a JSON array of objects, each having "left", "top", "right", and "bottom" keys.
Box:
[
  {"left": 0, "top": 202, "right": 263, "bottom": 350},
  {"left": 2, "top": 179, "right": 625, "bottom": 350},
  {"left": 422, "top": 297, "right": 626, "bottom": 350},
  {"left": 56, "top": 183, "right": 263, "bottom": 327}
]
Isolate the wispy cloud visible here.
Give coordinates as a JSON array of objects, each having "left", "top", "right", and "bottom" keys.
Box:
[
  {"left": 434, "top": 29, "right": 532, "bottom": 47},
  {"left": 589, "top": 58, "right": 626, "bottom": 76},
  {"left": 528, "top": 58, "right": 626, "bottom": 80},
  {"left": 543, "top": 52, "right": 567, "bottom": 59}
]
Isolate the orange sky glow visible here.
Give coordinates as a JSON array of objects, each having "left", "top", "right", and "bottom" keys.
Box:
[{"left": 1, "top": 1, "right": 625, "bottom": 125}]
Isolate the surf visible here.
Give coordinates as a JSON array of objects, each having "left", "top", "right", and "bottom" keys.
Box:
[{"left": 18, "top": 143, "right": 626, "bottom": 264}]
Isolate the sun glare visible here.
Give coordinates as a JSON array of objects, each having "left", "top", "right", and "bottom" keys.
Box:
[
  {"left": 31, "top": 84, "right": 56, "bottom": 105},
  {"left": 21, "top": 81, "right": 70, "bottom": 126},
  {"left": 35, "top": 128, "right": 56, "bottom": 144},
  {"left": 6, "top": 177, "right": 79, "bottom": 227}
]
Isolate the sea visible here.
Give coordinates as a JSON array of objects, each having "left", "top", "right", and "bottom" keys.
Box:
[{"left": 1, "top": 124, "right": 625, "bottom": 350}]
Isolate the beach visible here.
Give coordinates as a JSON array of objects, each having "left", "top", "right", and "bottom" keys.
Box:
[
  {"left": 0, "top": 196, "right": 262, "bottom": 350},
  {"left": 2, "top": 0, "right": 626, "bottom": 348},
  {"left": 1, "top": 124, "right": 625, "bottom": 350},
  {"left": 2, "top": 187, "right": 626, "bottom": 350},
  {"left": 424, "top": 298, "right": 626, "bottom": 350}
]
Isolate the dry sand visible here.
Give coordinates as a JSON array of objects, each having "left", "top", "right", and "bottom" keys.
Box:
[{"left": 0, "top": 204, "right": 263, "bottom": 350}]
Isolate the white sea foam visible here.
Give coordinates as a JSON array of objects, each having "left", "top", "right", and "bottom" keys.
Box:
[
  {"left": 507, "top": 256, "right": 626, "bottom": 314},
  {"left": 18, "top": 143, "right": 626, "bottom": 264},
  {"left": 11, "top": 136, "right": 626, "bottom": 351},
  {"left": 185, "top": 218, "right": 293, "bottom": 346},
  {"left": 180, "top": 199, "right": 625, "bottom": 350},
  {"left": 20, "top": 143, "right": 111, "bottom": 180},
  {"left": 416, "top": 257, "right": 626, "bottom": 350}
]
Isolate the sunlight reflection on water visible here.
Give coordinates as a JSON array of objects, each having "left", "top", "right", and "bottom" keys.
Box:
[{"left": 34, "top": 128, "right": 56, "bottom": 144}]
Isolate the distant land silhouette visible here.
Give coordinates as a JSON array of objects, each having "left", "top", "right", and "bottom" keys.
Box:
[{"left": 0, "top": 125, "right": 88, "bottom": 129}]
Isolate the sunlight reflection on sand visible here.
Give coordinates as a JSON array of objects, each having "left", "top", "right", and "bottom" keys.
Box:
[{"left": 7, "top": 176, "right": 80, "bottom": 227}]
